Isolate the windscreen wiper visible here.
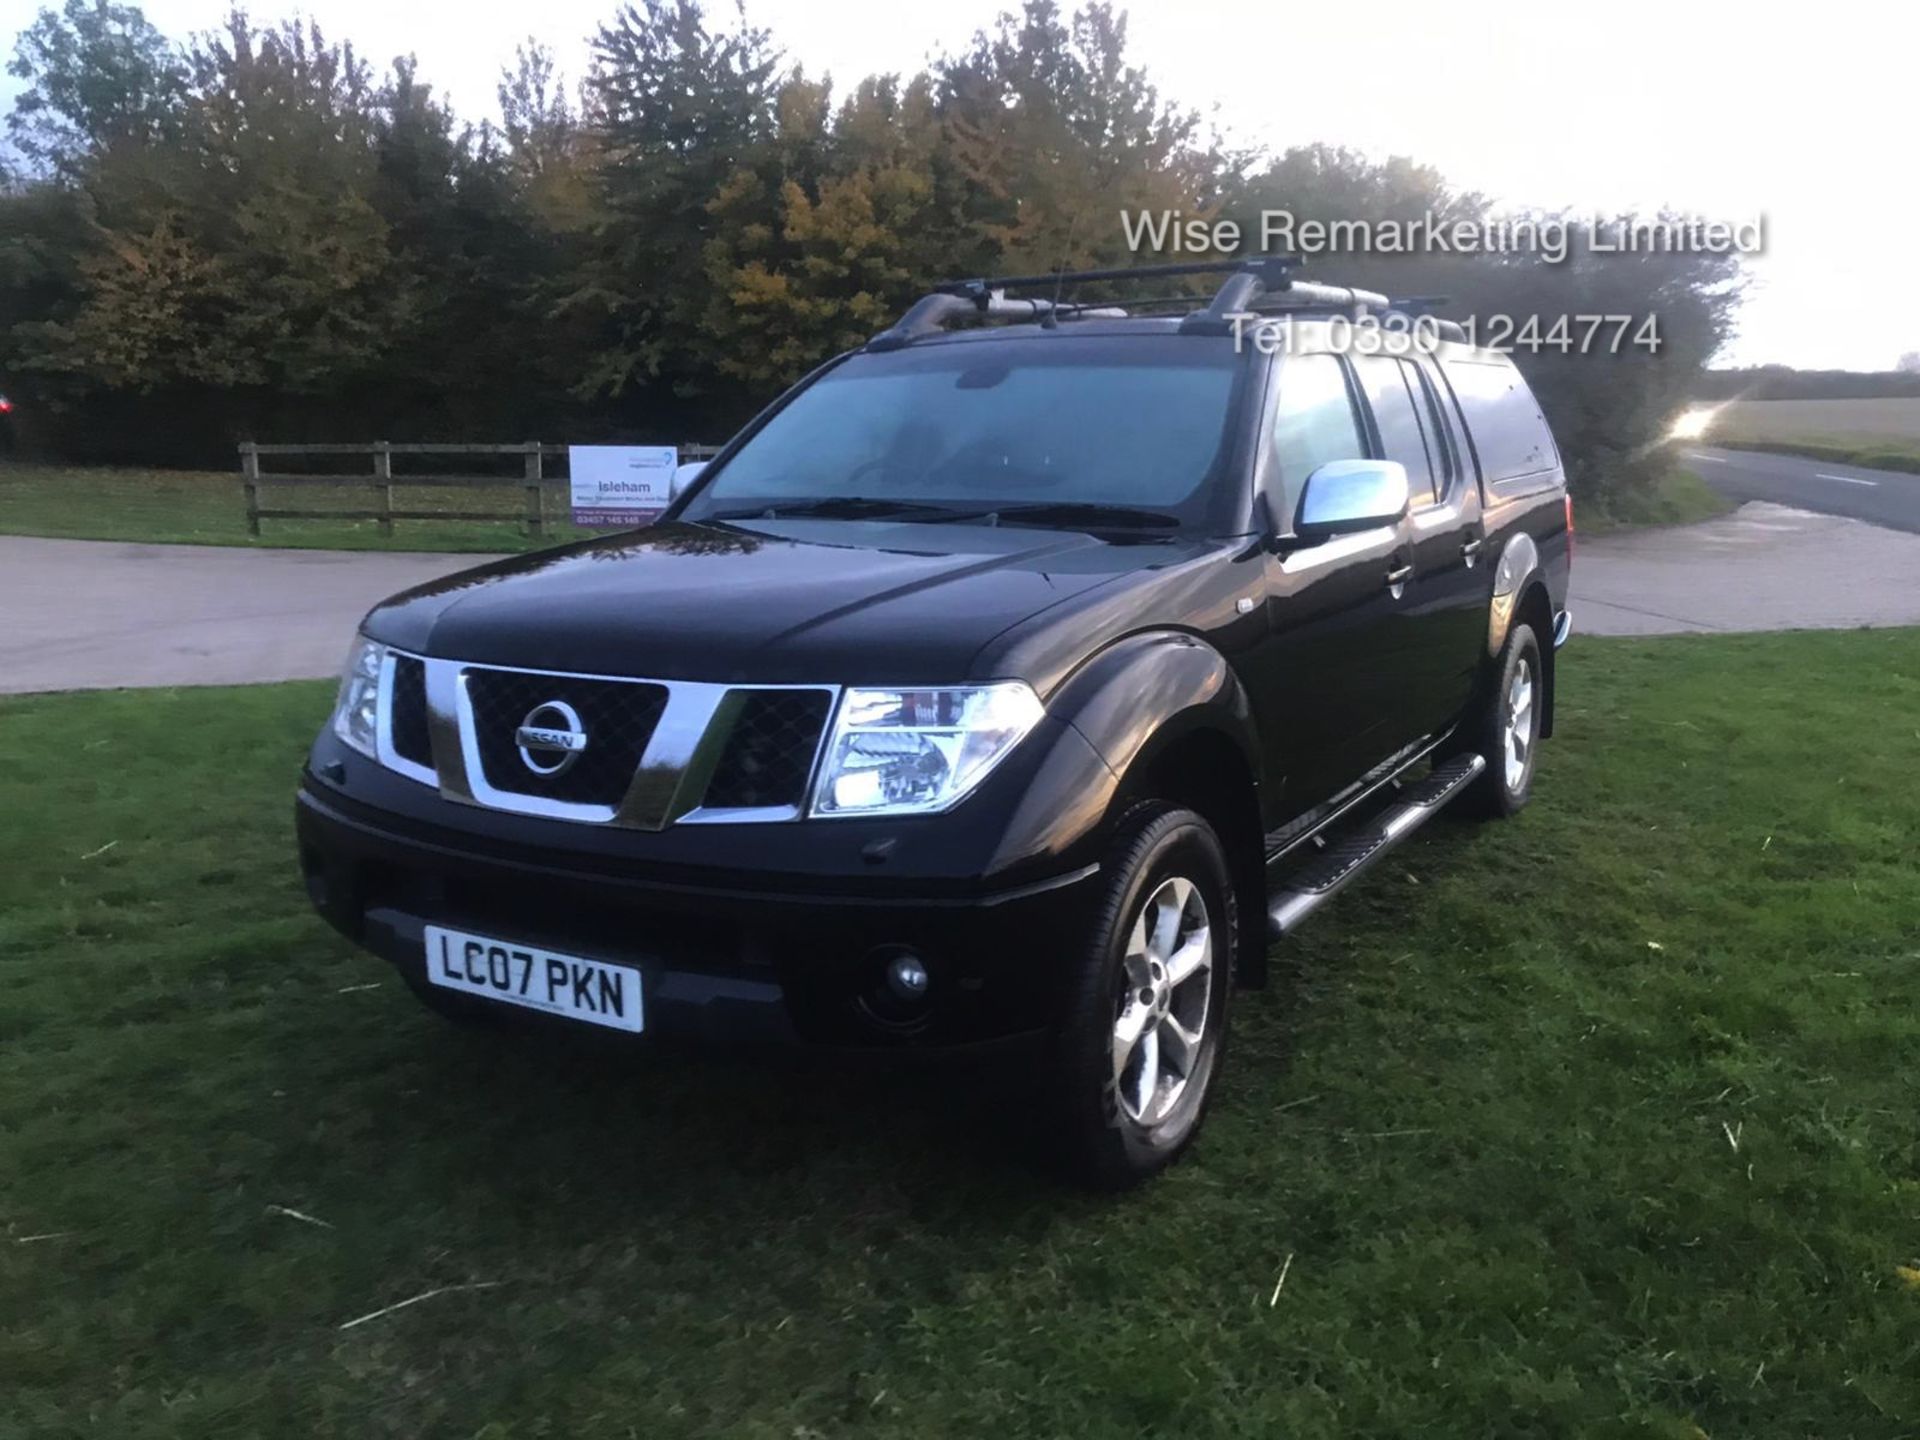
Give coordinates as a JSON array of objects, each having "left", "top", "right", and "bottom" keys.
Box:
[
  {"left": 707, "top": 496, "right": 961, "bottom": 522},
  {"left": 986, "top": 501, "right": 1181, "bottom": 531}
]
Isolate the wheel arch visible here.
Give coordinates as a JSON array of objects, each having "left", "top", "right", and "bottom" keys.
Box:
[
  {"left": 1043, "top": 631, "right": 1270, "bottom": 987},
  {"left": 1485, "top": 531, "right": 1557, "bottom": 740},
  {"left": 1515, "top": 579, "right": 1557, "bottom": 739},
  {"left": 1118, "top": 727, "right": 1269, "bottom": 990}
]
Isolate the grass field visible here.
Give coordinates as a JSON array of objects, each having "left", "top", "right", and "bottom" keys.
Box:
[
  {"left": 8, "top": 458, "right": 1741, "bottom": 555},
  {"left": 0, "top": 461, "right": 600, "bottom": 552},
  {"left": 4, "top": 633, "right": 1920, "bottom": 1437},
  {"left": 1706, "top": 398, "right": 1920, "bottom": 474}
]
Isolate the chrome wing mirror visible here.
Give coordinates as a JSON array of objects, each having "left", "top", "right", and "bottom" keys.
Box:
[{"left": 1293, "top": 459, "right": 1411, "bottom": 541}]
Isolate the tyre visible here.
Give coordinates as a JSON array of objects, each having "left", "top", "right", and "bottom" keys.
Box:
[
  {"left": 1456, "top": 622, "right": 1542, "bottom": 819},
  {"left": 1050, "top": 802, "right": 1236, "bottom": 1189}
]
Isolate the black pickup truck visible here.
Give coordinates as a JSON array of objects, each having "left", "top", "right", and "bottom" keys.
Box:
[{"left": 297, "top": 259, "right": 1571, "bottom": 1186}]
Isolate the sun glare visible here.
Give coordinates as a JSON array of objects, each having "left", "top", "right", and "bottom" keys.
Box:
[{"left": 1668, "top": 405, "right": 1721, "bottom": 441}]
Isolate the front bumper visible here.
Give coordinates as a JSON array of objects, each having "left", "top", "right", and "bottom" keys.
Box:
[{"left": 296, "top": 778, "right": 1100, "bottom": 1051}]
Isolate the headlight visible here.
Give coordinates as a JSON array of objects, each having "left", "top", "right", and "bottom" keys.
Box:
[
  {"left": 811, "top": 683, "right": 1044, "bottom": 817},
  {"left": 331, "top": 636, "right": 388, "bottom": 757}
]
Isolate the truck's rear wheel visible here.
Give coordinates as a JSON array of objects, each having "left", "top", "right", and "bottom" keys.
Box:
[
  {"left": 1456, "top": 622, "right": 1542, "bottom": 819},
  {"left": 1050, "top": 803, "right": 1235, "bottom": 1189}
]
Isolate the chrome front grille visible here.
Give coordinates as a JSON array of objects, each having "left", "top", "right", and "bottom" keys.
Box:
[
  {"left": 388, "top": 655, "right": 434, "bottom": 769},
  {"left": 703, "top": 689, "right": 836, "bottom": 809},
  {"left": 464, "top": 668, "right": 670, "bottom": 806},
  {"left": 375, "top": 651, "right": 837, "bottom": 829}
]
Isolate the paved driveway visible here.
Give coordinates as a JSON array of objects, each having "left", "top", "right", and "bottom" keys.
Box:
[
  {"left": 0, "top": 537, "right": 501, "bottom": 695},
  {"left": 6, "top": 505, "right": 1919, "bottom": 696},
  {"left": 1569, "top": 501, "right": 1920, "bottom": 636}
]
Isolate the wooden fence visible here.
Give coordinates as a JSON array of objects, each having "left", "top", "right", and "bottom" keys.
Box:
[{"left": 239, "top": 441, "right": 720, "bottom": 538}]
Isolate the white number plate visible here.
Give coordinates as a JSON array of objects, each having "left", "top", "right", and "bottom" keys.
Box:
[{"left": 424, "top": 925, "right": 643, "bottom": 1033}]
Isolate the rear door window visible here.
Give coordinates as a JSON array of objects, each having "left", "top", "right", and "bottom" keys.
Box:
[
  {"left": 1268, "top": 353, "right": 1366, "bottom": 522},
  {"left": 1440, "top": 357, "right": 1559, "bottom": 487},
  {"left": 1353, "top": 354, "right": 1439, "bottom": 504},
  {"left": 1407, "top": 360, "right": 1461, "bottom": 499}
]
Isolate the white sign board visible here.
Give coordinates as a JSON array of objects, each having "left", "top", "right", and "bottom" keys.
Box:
[{"left": 569, "top": 445, "right": 678, "bottom": 527}]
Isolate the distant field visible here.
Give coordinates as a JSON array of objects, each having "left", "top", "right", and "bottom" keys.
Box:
[
  {"left": 1708, "top": 398, "right": 1920, "bottom": 473},
  {"left": 1711, "top": 398, "right": 1920, "bottom": 442},
  {"left": 0, "top": 462, "right": 597, "bottom": 552}
]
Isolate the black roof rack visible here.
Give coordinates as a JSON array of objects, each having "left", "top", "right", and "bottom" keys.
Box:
[
  {"left": 865, "top": 259, "right": 1481, "bottom": 350},
  {"left": 867, "top": 255, "right": 1419, "bottom": 350},
  {"left": 934, "top": 255, "right": 1302, "bottom": 297},
  {"left": 1377, "top": 296, "right": 1468, "bottom": 342}
]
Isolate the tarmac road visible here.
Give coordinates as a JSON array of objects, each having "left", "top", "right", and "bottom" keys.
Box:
[{"left": 1685, "top": 445, "right": 1920, "bottom": 534}]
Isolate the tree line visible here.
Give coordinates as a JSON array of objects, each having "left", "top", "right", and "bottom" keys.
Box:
[
  {"left": 1, "top": 0, "right": 1742, "bottom": 509},
  {"left": 1696, "top": 367, "right": 1920, "bottom": 402}
]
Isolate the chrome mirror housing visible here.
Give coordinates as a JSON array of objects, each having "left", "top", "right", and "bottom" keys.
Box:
[{"left": 1294, "top": 459, "right": 1411, "bottom": 539}]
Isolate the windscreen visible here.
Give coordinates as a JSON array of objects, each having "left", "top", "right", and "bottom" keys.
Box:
[{"left": 685, "top": 338, "right": 1243, "bottom": 526}]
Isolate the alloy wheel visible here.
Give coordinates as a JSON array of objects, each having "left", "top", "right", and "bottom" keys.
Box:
[
  {"left": 1504, "top": 657, "right": 1536, "bottom": 790},
  {"left": 1112, "top": 875, "right": 1214, "bottom": 1126}
]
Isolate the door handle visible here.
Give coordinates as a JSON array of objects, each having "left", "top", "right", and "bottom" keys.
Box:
[
  {"left": 1385, "top": 564, "right": 1414, "bottom": 588},
  {"left": 1461, "top": 538, "right": 1483, "bottom": 562}
]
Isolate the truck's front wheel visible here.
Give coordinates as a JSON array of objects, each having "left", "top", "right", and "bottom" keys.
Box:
[{"left": 1050, "top": 803, "right": 1236, "bottom": 1189}]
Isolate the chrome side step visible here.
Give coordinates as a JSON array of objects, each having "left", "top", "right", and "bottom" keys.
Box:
[{"left": 1266, "top": 753, "right": 1486, "bottom": 938}]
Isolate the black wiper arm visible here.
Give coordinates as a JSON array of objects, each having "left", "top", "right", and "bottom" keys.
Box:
[
  {"left": 988, "top": 501, "right": 1180, "bottom": 531},
  {"left": 708, "top": 496, "right": 959, "bottom": 522}
]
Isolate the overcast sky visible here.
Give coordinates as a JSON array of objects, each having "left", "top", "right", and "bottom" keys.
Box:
[{"left": 11, "top": 0, "right": 1915, "bottom": 369}]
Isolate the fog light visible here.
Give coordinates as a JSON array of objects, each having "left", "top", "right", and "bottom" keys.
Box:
[
  {"left": 886, "top": 952, "right": 930, "bottom": 1001},
  {"left": 858, "top": 945, "right": 936, "bottom": 1033}
]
